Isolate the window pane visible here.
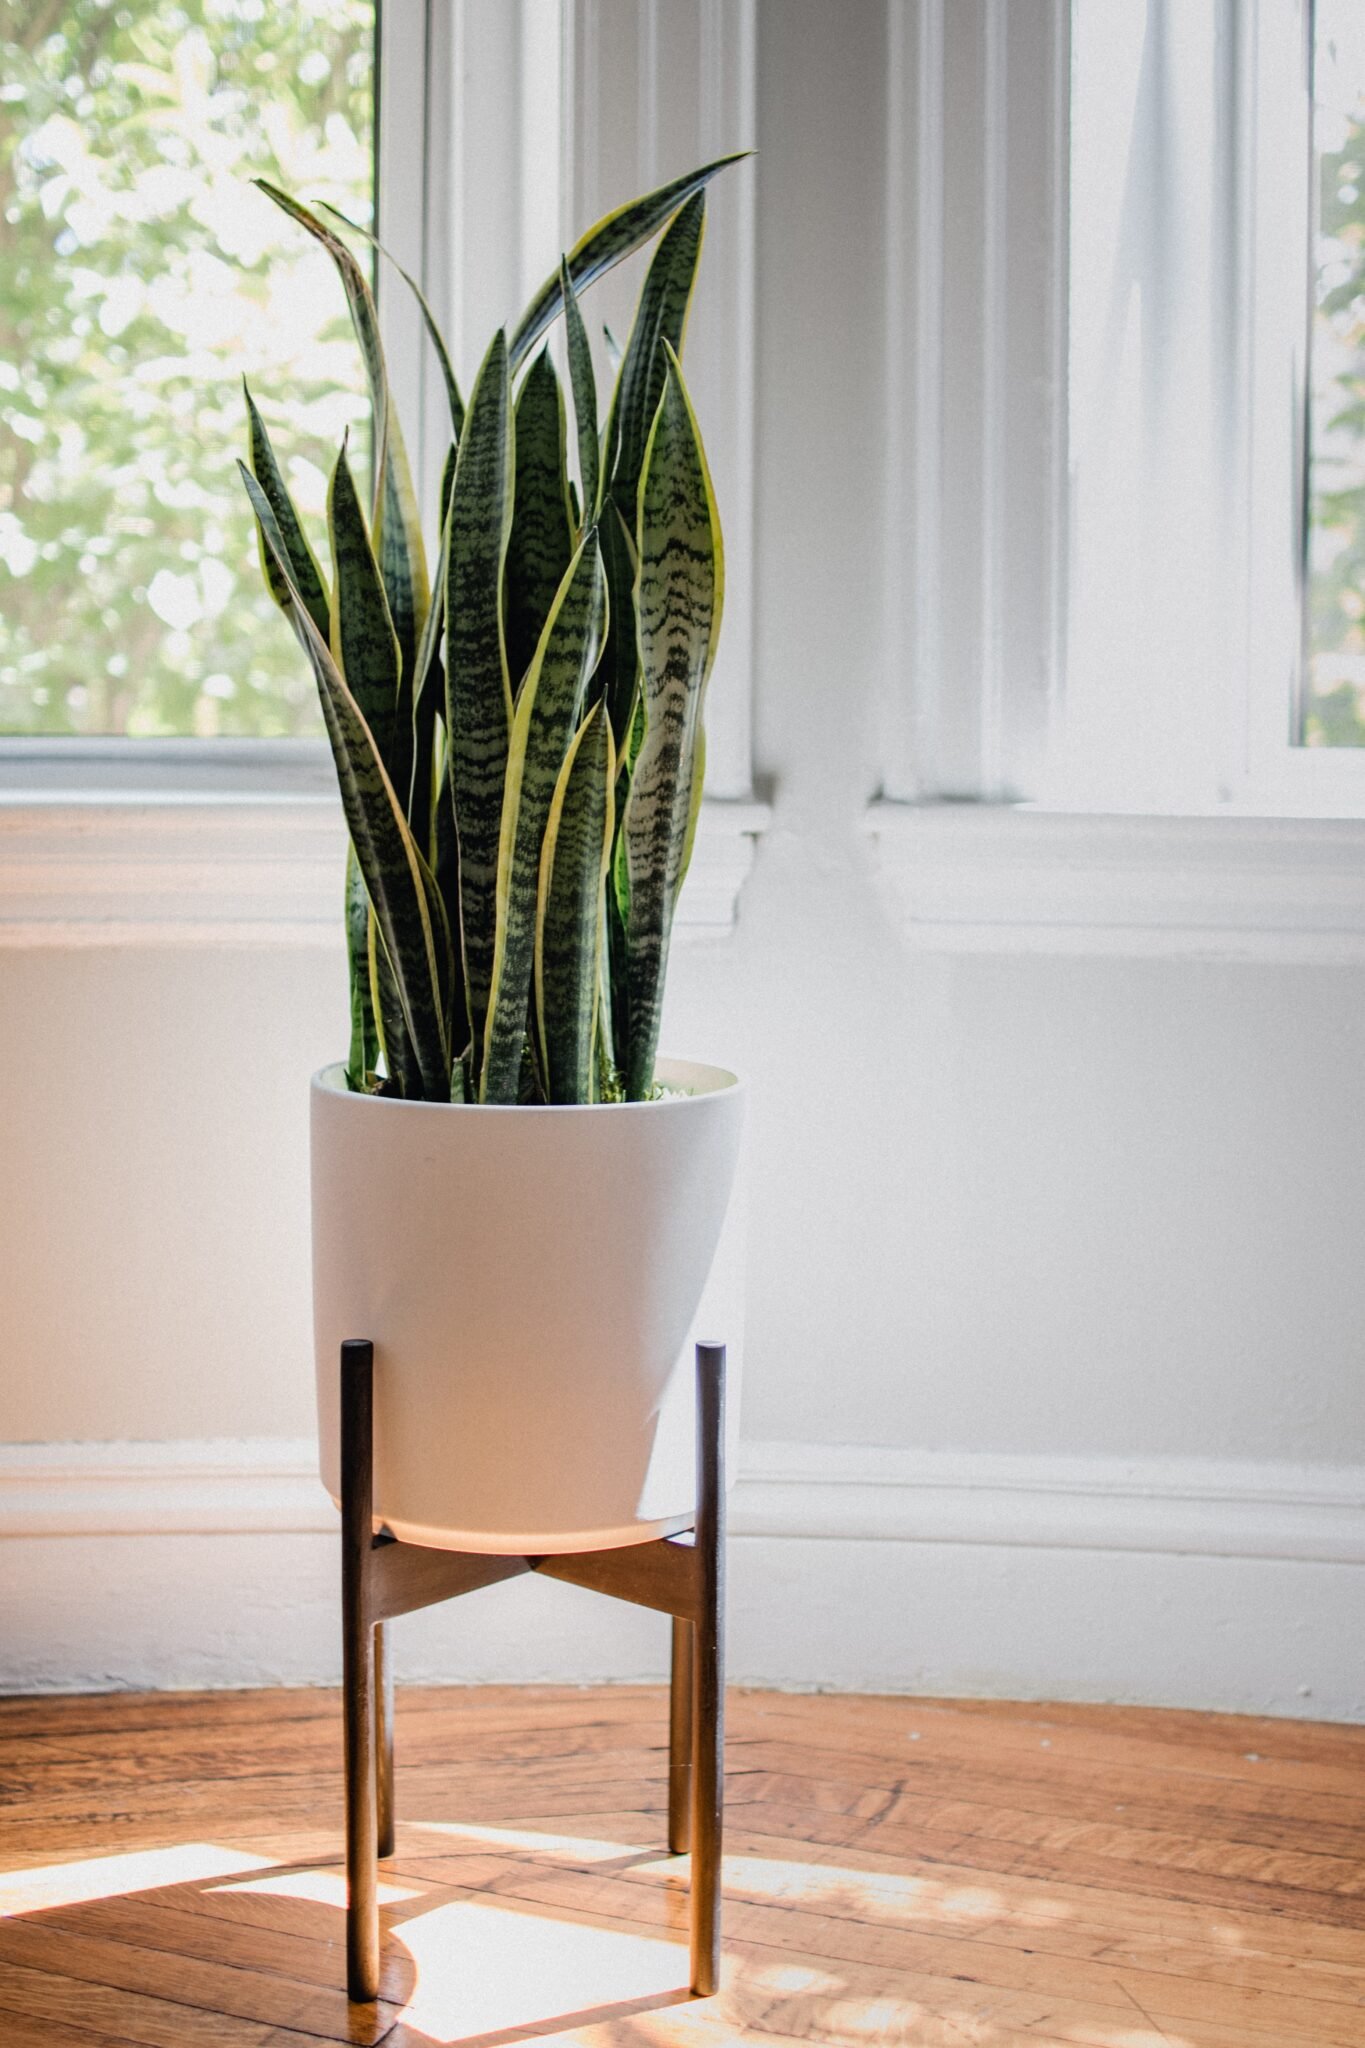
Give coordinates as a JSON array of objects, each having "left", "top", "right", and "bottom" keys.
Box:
[
  {"left": 0, "top": 0, "right": 373, "bottom": 737},
  {"left": 1308, "top": 0, "right": 1365, "bottom": 746}
]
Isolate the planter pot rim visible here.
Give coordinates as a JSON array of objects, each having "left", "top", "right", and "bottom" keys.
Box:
[{"left": 311, "top": 1055, "right": 742, "bottom": 1114}]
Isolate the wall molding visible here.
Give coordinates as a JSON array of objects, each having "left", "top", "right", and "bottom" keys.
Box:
[
  {"left": 0, "top": 795, "right": 767, "bottom": 946},
  {"left": 4, "top": 1433, "right": 1359, "bottom": 1564},
  {"left": 2, "top": 1435, "right": 1358, "bottom": 1712},
  {"left": 734, "top": 1441, "right": 1365, "bottom": 1565},
  {"left": 868, "top": 800, "right": 1365, "bottom": 961}
]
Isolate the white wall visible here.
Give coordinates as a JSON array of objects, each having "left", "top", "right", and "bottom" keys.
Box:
[{"left": 1, "top": 0, "right": 1361, "bottom": 1717}]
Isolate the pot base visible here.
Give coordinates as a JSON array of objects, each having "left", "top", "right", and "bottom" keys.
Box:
[{"left": 325, "top": 1495, "right": 696, "bottom": 1554}]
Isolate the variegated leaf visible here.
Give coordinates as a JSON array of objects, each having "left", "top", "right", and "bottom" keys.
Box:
[
  {"left": 505, "top": 348, "right": 574, "bottom": 696},
  {"left": 594, "top": 189, "right": 706, "bottom": 772},
  {"left": 560, "top": 257, "right": 599, "bottom": 522},
  {"left": 597, "top": 499, "right": 640, "bottom": 747},
  {"left": 621, "top": 347, "right": 723, "bottom": 1099},
  {"left": 345, "top": 842, "right": 378, "bottom": 1089},
  {"left": 536, "top": 703, "right": 614, "bottom": 1104},
  {"left": 327, "top": 435, "right": 401, "bottom": 771},
  {"left": 602, "top": 191, "right": 706, "bottom": 521},
  {"left": 253, "top": 180, "right": 429, "bottom": 701},
  {"left": 243, "top": 383, "right": 329, "bottom": 643},
  {"left": 508, "top": 152, "right": 747, "bottom": 370},
  {"left": 408, "top": 487, "right": 452, "bottom": 841},
  {"left": 369, "top": 909, "right": 423, "bottom": 1097},
  {"left": 320, "top": 201, "right": 466, "bottom": 440},
  {"left": 447, "top": 329, "right": 514, "bottom": 1074},
  {"left": 241, "top": 463, "right": 453, "bottom": 1099},
  {"left": 433, "top": 762, "right": 468, "bottom": 1063},
  {"left": 375, "top": 443, "right": 429, "bottom": 731},
  {"left": 253, "top": 181, "right": 388, "bottom": 460},
  {"left": 482, "top": 532, "right": 607, "bottom": 1102}
]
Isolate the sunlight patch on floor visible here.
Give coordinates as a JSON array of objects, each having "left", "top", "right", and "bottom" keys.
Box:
[
  {"left": 405, "top": 1819, "right": 657, "bottom": 1864},
  {"left": 635, "top": 1851, "right": 1049, "bottom": 1932},
  {"left": 392, "top": 1894, "right": 689, "bottom": 2042},
  {"left": 0, "top": 1842, "right": 271, "bottom": 1916},
  {"left": 212, "top": 1867, "right": 423, "bottom": 1908},
  {"left": 717, "top": 1957, "right": 1203, "bottom": 2048}
]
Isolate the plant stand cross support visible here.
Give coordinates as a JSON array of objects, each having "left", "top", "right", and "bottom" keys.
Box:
[{"left": 339, "top": 1337, "right": 728, "bottom": 2006}]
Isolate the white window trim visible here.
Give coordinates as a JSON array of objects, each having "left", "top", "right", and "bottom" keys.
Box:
[
  {"left": 866, "top": 800, "right": 1365, "bottom": 962},
  {"left": 871, "top": 0, "right": 1365, "bottom": 955},
  {"left": 0, "top": 783, "right": 768, "bottom": 947},
  {"left": 0, "top": 0, "right": 765, "bottom": 936}
]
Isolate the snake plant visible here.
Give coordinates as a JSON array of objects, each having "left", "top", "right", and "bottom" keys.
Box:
[{"left": 238, "top": 156, "right": 740, "bottom": 1104}]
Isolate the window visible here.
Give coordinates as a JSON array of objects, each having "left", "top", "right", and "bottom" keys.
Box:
[
  {"left": 0, "top": 0, "right": 374, "bottom": 739},
  {"left": 1308, "top": 0, "right": 1365, "bottom": 746},
  {"left": 1064, "top": 0, "right": 1365, "bottom": 811},
  {"left": 0, "top": 2, "right": 762, "bottom": 944},
  {"left": 879, "top": 0, "right": 1365, "bottom": 817}
]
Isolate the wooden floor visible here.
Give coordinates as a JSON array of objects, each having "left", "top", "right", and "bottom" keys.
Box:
[{"left": 0, "top": 1687, "right": 1361, "bottom": 2047}]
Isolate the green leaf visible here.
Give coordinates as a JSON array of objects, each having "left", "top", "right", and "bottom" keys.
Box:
[
  {"left": 536, "top": 703, "right": 615, "bottom": 1104},
  {"left": 482, "top": 531, "right": 608, "bottom": 1103},
  {"left": 407, "top": 485, "right": 453, "bottom": 839},
  {"left": 252, "top": 179, "right": 429, "bottom": 699},
  {"left": 560, "top": 256, "right": 599, "bottom": 522},
  {"left": 447, "top": 329, "right": 514, "bottom": 1075},
  {"left": 345, "top": 843, "right": 378, "bottom": 1089},
  {"left": 602, "top": 191, "right": 706, "bottom": 521},
  {"left": 320, "top": 201, "right": 466, "bottom": 440},
  {"left": 433, "top": 764, "right": 468, "bottom": 1062},
  {"left": 621, "top": 347, "right": 722, "bottom": 1099},
  {"left": 597, "top": 499, "right": 640, "bottom": 749},
  {"left": 589, "top": 195, "right": 707, "bottom": 759},
  {"left": 508, "top": 152, "right": 747, "bottom": 370},
  {"left": 253, "top": 180, "right": 388, "bottom": 464},
  {"left": 375, "top": 442, "right": 429, "bottom": 727},
  {"left": 505, "top": 348, "right": 574, "bottom": 696},
  {"left": 240, "top": 461, "right": 453, "bottom": 1099},
  {"left": 327, "top": 435, "right": 401, "bottom": 772},
  {"left": 243, "top": 383, "right": 329, "bottom": 643}
]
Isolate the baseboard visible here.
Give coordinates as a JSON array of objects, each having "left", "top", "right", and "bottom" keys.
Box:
[{"left": 1, "top": 1438, "right": 1360, "bottom": 1719}]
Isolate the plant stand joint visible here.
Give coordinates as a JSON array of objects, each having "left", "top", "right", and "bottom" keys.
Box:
[{"left": 339, "top": 1335, "right": 727, "bottom": 2005}]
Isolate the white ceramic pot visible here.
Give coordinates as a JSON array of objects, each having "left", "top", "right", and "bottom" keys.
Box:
[{"left": 311, "top": 1057, "right": 745, "bottom": 1553}]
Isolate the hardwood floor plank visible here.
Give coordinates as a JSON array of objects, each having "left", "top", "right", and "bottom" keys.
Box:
[
  {"left": 2, "top": 1684, "right": 1361, "bottom": 2047},
  {"left": 703, "top": 1822, "right": 1365, "bottom": 1972},
  {"left": 448, "top": 1858, "right": 1365, "bottom": 2044},
  {"left": 0, "top": 2020, "right": 155, "bottom": 2048},
  {"left": 0, "top": 1958, "right": 316, "bottom": 2048},
  {"left": 0, "top": 1921, "right": 398, "bottom": 2044},
  {"left": 721, "top": 1727, "right": 1365, "bottom": 1837}
]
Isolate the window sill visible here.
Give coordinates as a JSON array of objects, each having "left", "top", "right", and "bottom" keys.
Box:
[
  {"left": 0, "top": 743, "right": 768, "bottom": 945},
  {"left": 866, "top": 800, "right": 1365, "bottom": 962}
]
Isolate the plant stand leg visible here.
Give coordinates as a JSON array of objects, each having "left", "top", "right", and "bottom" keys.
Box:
[
  {"left": 690, "top": 1341, "right": 726, "bottom": 1997},
  {"left": 668, "top": 1617, "right": 694, "bottom": 1853},
  {"left": 375, "top": 1621, "right": 395, "bottom": 1858},
  {"left": 341, "top": 1340, "right": 380, "bottom": 2004}
]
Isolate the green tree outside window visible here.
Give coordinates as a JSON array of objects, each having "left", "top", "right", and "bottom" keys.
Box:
[{"left": 0, "top": 0, "right": 373, "bottom": 736}]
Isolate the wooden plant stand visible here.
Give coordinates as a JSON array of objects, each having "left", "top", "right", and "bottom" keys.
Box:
[{"left": 339, "top": 1337, "right": 727, "bottom": 2005}]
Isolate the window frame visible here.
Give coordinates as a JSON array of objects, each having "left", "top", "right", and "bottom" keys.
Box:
[
  {"left": 1240, "top": 0, "right": 1365, "bottom": 811},
  {"left": 878, "top": 0, "right": 1365, "bottom": 827},
  {"left": 0, "top": 0, "right": 394, "bottom": 792},
  {"left": 0, "top": 0, "right": 765, "bottom": 939}
]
